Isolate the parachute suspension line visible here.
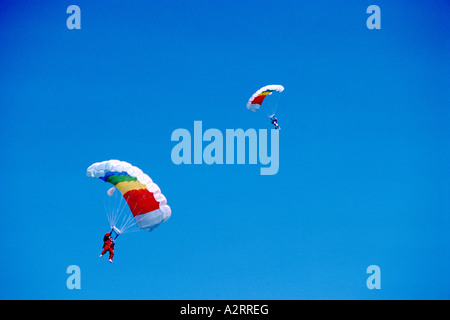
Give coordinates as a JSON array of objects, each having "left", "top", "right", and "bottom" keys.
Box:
[
  {"left": 272, "top": 101, "right": 279, "bottom": 115},
  {"left": 109, "top": 191, "right": 116, "bottom": 227},
  {"left": 124, "top": 204, "right": 138, "bottom": 231},
  {"left": 272, "top": 92, "right": 282, "bottom": 116},
  {"left": 104, "top": 196, "right": 115, "bottom": 229},
  {"left": 115, "top": 201, "right": 139, "bottom": 234},
  {"left": 104, "top": 202, "right": 112, "bottom": 228},
  {"left": 123, "top": 203, "right": 140, "bottom": 233},
  {"left": 117, "top": 205, "right": 130, "bottom": 232},
  {"left": 120, "top": 214, "right": 138, "bottom": 234},
  {"left": 104, "top": 191, "right": 126, "bottom": 230},
  {"left": 104, "top": 191, "right": 139, "bottom": 235},
  {"left": 113, "top": 192, "right": 126, "bottom": 228},
  {"left": 115, "top": 194, "right": 131, "bottom": 232},
  {"left": 112, "top": 192, "right": 119, "bottom": 227},
  {"left": 124, "top": 203, "right": 141, "bottom": 233}
]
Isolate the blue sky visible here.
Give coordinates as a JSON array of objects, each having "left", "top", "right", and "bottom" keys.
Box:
[{"left": 0, "top": 0, "right": 449, "bottom": 299}]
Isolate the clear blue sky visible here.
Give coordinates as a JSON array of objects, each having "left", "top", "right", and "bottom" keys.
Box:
[{"left": 0, "top": 0, "right": 449, "bottom": 299}]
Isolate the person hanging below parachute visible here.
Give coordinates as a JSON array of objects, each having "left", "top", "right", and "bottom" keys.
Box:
[
  {"left": 100, "top": 231, "right": 115, "bottom": 263},
  {"left": 246, "top": 85, "right": 284, "bottom": 130},
  {"left": 87, "top": 160, "right": 172, "bottom": 263},
  {"left": 269, "top": 114, "right": 280, "bottom": 131}
]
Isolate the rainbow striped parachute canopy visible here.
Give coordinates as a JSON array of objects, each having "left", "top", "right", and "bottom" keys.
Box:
[
  {"left": 87, "top": 160, "right": 171, "bottom": 232},
  {"left": 246, "top": 85, "right": 284, "bottom": 111}
]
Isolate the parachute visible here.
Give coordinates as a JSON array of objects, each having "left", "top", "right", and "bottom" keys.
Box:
[
  {"left": 246, "top": 85, "right": 284, "bottom": 112},
  {"left": 87, "top": 160, "right": 171, "bottom": 233}
]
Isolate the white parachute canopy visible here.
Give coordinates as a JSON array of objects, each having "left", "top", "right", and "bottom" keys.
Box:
[
  {"left": 87, "top": 159, "right": 171, "bottom": 233},
  {"left": 246, "top": 85, "right": 284, "bottom": 112}
]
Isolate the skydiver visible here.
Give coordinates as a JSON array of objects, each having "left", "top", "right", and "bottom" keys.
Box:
[
  {"left": 99, "top": 232, "right": 115, "bottom": 263},
  {"left": 270, "top": 115, "right": 280, "bottom": 130}
]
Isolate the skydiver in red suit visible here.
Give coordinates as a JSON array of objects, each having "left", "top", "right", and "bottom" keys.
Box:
[{"left": 100, "top": 232, "right": 115, "bottom": 263}]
